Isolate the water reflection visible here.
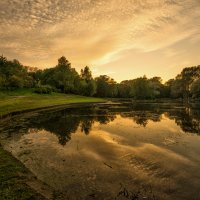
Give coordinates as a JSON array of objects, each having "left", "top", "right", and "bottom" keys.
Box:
[
  {"left": 168, "top": 109, "right": 200, "bottom": 134},
  {"left": 0, "top": 106, "right": 117, "bottom": 145},
  {"left": 0, "top": 103, "right": 200, "bottom": 146},
  {"left": 1, "top": 103, "right": 200, "bottom": 200}
]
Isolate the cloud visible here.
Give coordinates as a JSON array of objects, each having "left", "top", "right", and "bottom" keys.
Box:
[{"left": 0, "top": 0, "right": 200, "bottom": 80}]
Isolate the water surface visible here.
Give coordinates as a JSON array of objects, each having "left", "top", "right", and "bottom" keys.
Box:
[{"left": 0, "top": 102, "right": 200, "bottom": 200}]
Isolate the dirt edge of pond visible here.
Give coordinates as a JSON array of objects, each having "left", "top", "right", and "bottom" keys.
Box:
[
  {"left": 0, "top": 101, "right": 108, "bottom": 119},
  {"left": 0, "top": 102, "right": 112, "bottom": 200},
  {"left": 0, "top": 144, "right": 56, "bottom": 199}
]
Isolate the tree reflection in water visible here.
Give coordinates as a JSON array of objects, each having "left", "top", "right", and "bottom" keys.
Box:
[{"left": 0, "top": 103, "right": 200, "bottom": 145}]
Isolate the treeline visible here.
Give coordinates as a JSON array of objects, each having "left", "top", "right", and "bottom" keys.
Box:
[{"left": 0, "top": 55, "right": 200, "bottom": 99}]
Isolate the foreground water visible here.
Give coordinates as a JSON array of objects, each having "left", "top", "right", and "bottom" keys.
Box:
[{"left": 0, "top": 102, "right": 200, "bottom": 200}]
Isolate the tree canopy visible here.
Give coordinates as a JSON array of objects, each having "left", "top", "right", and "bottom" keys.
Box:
[{"left": 0, "top": 55, "right": 200, "bottom": 100}]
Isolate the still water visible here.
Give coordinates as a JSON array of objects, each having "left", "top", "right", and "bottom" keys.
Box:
[{"left": 0, "top": 102, "right": 200, "bottom": 200}]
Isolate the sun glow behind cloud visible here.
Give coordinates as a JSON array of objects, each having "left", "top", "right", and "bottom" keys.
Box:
[{"left": 0, "top": 0, "right": 200, "bottom": 81}]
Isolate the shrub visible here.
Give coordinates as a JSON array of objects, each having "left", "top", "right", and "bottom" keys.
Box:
[
  {"left": 34, "top": 85, "right": 53, "bottom": 94},
  {"left": 7, "top": 75, "right": 23, "bottom": 89}
]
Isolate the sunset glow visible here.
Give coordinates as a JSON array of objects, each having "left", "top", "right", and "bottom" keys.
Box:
[{"left": 0, "top": 0, "right": 200, "bottom": 81}]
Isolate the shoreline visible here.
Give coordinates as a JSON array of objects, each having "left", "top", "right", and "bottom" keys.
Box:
[
  {"left": 0, "top": 90, "right": 106, "bottom": 119},
  {"left": 1, "top": 92, "right": 199, "bottom": 199},
  {"left": 0, "top": 101, "right": 107, "bottom": 119},
  {"left": 0, "top": 92, "right": 107, "bottom": 199},
  {"left": 0, "top": 144, "right": 51, "bottom": 199}
]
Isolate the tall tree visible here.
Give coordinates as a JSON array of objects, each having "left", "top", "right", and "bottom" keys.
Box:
[
  {"left": 149, "top": 77, "right": 163, "bottom": 98},
  {"left": 129, "top": 76, "right": 153, "bottom": 99},
  {"left": 79, "top": 66, "right": 96, "bottom": 96},
  {"left": 95, "top": 75, "right": 118, "bottom": 97},
  {"left": 179, "top": 66, "right": 200, "bottom": 100},
  {"left": 118, "top": 80, "right": 132, "bottom": 98},
  {"left": 80, "top": 66, "right": 92, "bottom": 81},
  {"left": 42, "top": 56, "right": 79, "bottom": 93},
  {"left": 191, "top": 78, "right": 200, "bottom": 99}
]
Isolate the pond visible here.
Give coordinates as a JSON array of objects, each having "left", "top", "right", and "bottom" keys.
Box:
[{"left": 0, "top": 102, "right": 200, "bottom": 200}]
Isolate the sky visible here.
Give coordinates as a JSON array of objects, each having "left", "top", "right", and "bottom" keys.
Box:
[{"left": 0, "top": 0, "right": 200, "bottom": 82}]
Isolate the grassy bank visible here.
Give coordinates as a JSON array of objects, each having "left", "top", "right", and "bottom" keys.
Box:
[
  {"left": 0, "top": 145, "right": 47, "bottom": 200},
  {"left": 0, "top": 89, "right": 106, "bottom": 117},
  {"left": 0, "top": 89, "right": 106, "bottom": 199}
]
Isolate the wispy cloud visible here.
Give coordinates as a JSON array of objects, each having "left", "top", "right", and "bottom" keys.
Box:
[{"left": 0, "top": 0, "right": 200, "bottom": 80}]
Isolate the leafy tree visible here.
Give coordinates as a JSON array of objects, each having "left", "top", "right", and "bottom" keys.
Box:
[
  {"left": 180, "top": 66, "right": 200, "bottom": 99},
  {"left": 28, "top": 68, "right": 43, "bottom": 86},
  {"left": 191, "top": 78, "right": 200, "bottom": 98},
  {"left": 80, "top": 66, "right": 92, "bottom": 81},
  {"left": 0, "top": 55, "right": 7, "bottom": 67},
  {"left": 165, "top": 66, "right": 200, "bottom": 99},
  {"left": 0, "top": 56, "right": 32, "bottom": 89},
  {"left": 129, "top": 76, "right": 153, "bottom": 99},
  {"left": 0, "top": 74, "right": 6, "bottom": 88},
  {"left": 8, "top": 75, "right": 23, "bottom": 88},
  {"left": 118, "top": 80, "right": 132, "bottom": 98},
  {"left": 95, "top": 75, "right": 118, "bottom": 97},
  {"left": 42, "top": 56, "right": 79, "bottom": 93},
  {"left": 58, "top": 56, "right": 70, "bottom": 66},
  {"left": 86, "top": 80, "right": 97, "bottom": 96},
  {"left": 78, "top": 79, "right": 88, "bottom": 95},
  {"left": 149, "top": 77, "right": 162, "bottom": 98},
  {"left": 1, "top": 55, "right": 200, "bottom": 100},
  {"left": 79, "top": 66, "right": 96, "bottom": 96},
  {"left": 167, "top": 78, "right": 184, "bottom": 98}
]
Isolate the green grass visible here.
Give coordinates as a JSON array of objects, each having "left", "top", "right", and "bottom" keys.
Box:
[
  {"left": 0, "top": 89, "right": 106, "bottom": 199},
  {"left": 0, "top": 89, "right": 106, "bottom": 117},
  {"left": 0, "top": 145, "right": 45, "bottom": 200}
]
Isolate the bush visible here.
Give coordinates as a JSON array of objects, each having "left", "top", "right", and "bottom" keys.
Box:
[
  {"left": 34, "top": 85, "right": 53, "bottom": 94},
  {"left": 0, "top": 74, "right": 6, "bottom": 89},
  {"left": 7, "top": 75, "right": 23, "bottom": 89}
]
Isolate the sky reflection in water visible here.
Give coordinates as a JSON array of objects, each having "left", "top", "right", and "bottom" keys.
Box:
[{"left": 0, "top": 103, "right": 200, "bottom": 200}]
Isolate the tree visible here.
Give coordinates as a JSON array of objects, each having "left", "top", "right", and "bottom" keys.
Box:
[
  {"left": 118, "top": 80, "right": 132, "bottom": 98},
  {"left": 165, "top": 66, "right": 200, "bottom": 99},
  {"left": 0, "top": 55, "right": 7, "bottom": 65},
  {"left": 1, "top": 55, "right": 200, "bottom": 101},
  {"left": 79, "top": 66, "right": 96, "bottom": 96},
  {"left": 167, "top": 78, "right": 184, "bottom": 98},
  {"left": 55, "top": 57, "right": 79, "bottom": 93},
  {"left": 129, "top": 76, "right": 153, "bottom": 99},
  {"left": 191, "top": 78, "right": 200, "bottom": 99},
  {"left": 179, "top": 66, "right": 200, "bottom": 100},
  {"left": 8, "top": 75, "right": 23, "bottom": 88},
  {"left": 58, "top": 56, "right": 70, "bottom": 67},
  {"left": 0, "top": 56, "right": 32, "bottom": 89},
  {"left": 149, "top": 77, "right": 162, "bottom": 98},
  {"left": 28, "top": 67, "right": 43, "bottom": 86},
  {"left": 86, "top": 80, "right": 97, "bottom": 96},
  {"left": 0, "top": 74, "right": 6, "bottom": 88},
  {"left": 95, "top": 75, "right": 118, "bottom": 97},
  {"left": 42, "top": 56, "right": 79, "bottom": 93},
  {"left": 80, "top": 66, "right": 92, "bottom": 81}
]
